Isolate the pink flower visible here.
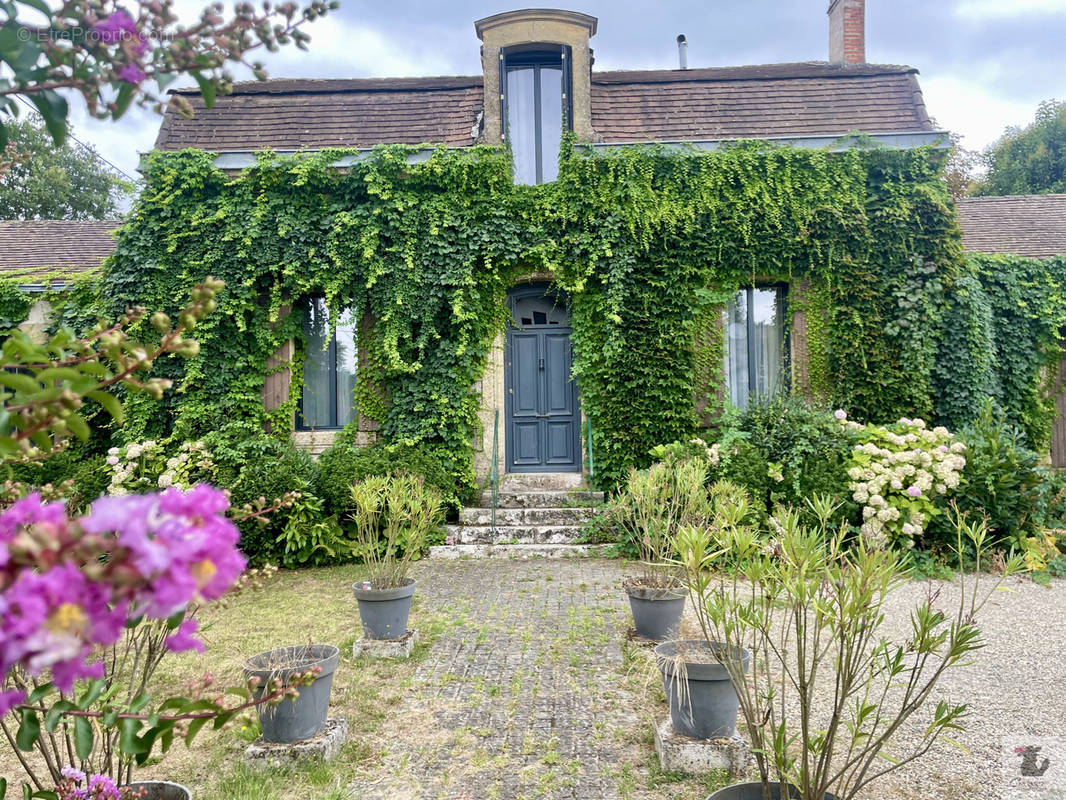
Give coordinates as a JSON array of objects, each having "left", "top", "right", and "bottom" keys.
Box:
[
  {"left": 906, "top": 485, "right": 922, "bottom": 498},
  {"left": 1, "top": 487, "right": 244, "bottom": 695},
  {"left": 165, "top": 618, "right": 206, "bottom": 653},
  {"left": 117, "top": 63, "right": 147, "bottom": 85},
  {"left": 94, "top": 10, "right": 137, "bottom": 44},
  {"left": 833, "top": 409, "right": 847, "bottom": 420},
  {"left": 0, "top": 688, "right": 24, "bottom": 716}
]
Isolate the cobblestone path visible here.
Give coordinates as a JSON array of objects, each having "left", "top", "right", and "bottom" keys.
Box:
[{"left": 346, "top": 557, "right": 675, "bottom": 800}]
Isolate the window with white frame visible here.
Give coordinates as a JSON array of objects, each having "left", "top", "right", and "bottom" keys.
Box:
[
  {"left": 724, "top": 285, "right": 787, "bottom": 409},
  {"left": 298, "top": 298, "right": 357, "bottom": 429}
]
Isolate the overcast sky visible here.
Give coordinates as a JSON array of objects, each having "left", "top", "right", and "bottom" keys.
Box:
[{"left": 66, "top": 0, "right": 1066, "bottom": 183}]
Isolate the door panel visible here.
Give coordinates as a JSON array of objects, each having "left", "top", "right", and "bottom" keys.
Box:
[
  {"left": 511, "top": 333, "right": 539, "bottom": 416},
  {"left": 512, "top": 421, "right": 541, "bottom": 466},
  {"left": 545, "top": 420, "right": 574, "bottom": 465},
  {"left": 544, "top": 334, "right": 572, "bottom": 414},
  {"left": 505, "top": 320, "right": 580, "bottom": 472}
]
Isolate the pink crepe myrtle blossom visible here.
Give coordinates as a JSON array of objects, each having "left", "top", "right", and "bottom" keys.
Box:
[
  {"left": 118, "top": 63, "right": 148, "bottom": 85},
  {"left": 0, "top": 486, "right": 244, "bottom": 716},
  {"left": 93, "top": 10, "right": 138, "bottom": 44},
  {"left": 165, "top": 618, "right": 206, "bottom": 653}
]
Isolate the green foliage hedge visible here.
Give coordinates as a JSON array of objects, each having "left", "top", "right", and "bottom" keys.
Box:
[{"left": 318, "top": 440, "right": 469, "bottom": 521}]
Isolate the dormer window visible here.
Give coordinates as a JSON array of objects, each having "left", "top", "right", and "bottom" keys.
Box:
[{"left": 501, "top": 45, "right": 572, "bottom": 184}]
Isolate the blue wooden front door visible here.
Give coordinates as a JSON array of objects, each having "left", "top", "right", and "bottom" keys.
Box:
[{"left": 505, "top": 286, "right": 581, "bottom": 472}]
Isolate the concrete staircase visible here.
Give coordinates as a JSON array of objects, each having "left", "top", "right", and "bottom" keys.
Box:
[{"left": 429, "top": 473, "right": 607, "bottom": 558}]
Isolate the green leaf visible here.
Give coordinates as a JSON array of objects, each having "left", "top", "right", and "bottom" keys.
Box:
[
  {"left": 77, "top": 678, "right": 107, "bottom": 712},
  {"left": 15, "top": 709, "right": 40, "bottom": 751},
  {"left": 25, "top": 683, "right": 54, "bottom": 704},
  {"left": 118, "top": 717, "right": 146, "bottom": 755},
  {"left": 0, "top": 372, "right": 41, "bottom": 394},
  {"left": 114, "top": 81, "right": 135, "bottom": 117},
  {"left": 43, "top": 700, "right": 77, "bottom": 733},
  {"left": 184, "top": 715, "right": 210, "bottom": 745},
  {"left": 191, "top": 71, "right": 216, "bottom": 108},
  {"left": 66, "top": 412, "right": 90, "bottom": 441},
  {"left": 27, "top": 90, "right": 68, "bottom": 144},
  {"left": 86, "top": 390, "right": 123, "bottom": 424},
  {"left": 73, "top": 716, "right": 93, "bottom": 760}
]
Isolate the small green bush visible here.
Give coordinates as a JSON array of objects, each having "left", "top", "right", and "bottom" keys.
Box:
[
  {"left": 223, "top": 436, "right": 323, "bottom": 565},
  {"left": 942, "top": 399, "right": 1043, "bottom": 549},
  {"left": 318, "top": 441, "right": 468, "bottom": 520}
]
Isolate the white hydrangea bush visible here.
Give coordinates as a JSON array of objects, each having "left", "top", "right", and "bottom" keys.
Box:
[
  {"left": 106, "top": 440, "right": 216, "bottom": 495},
  {"left": 837, "top": 412, "right": 966, "bottom": 549}
]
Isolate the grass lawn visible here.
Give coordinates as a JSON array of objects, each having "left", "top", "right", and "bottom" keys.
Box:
[{"left": 22, "top": 559, "right": 731, "bottom": 800}]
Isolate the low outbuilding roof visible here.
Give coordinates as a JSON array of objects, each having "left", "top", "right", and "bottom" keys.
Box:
[
  {"left": 956, "top": 195, "right": 1066, "bottom": 258},
  {"left": 154, "top": 62, "right": 934, "bottom": 152},
  {"left": 0, "top": 220, "right": 119, "bottom": 281}
]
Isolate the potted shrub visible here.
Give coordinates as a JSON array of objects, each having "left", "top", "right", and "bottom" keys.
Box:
[
  {"left": 350, "top": 474, "right": 443, "bottom": 640},
  {"left": 654, "top": 482, "right": 752, "bottom": 739},
  {"left": 609, "top": 457, "right": 711, "bottom": 640},
  {"left": 675, "top": 492, "right": 1023, "bottom": 800},
  {"left": 654, "top": 639, "right": 749, "bottom": 739},
  {"left": 244, "top": 643, "right": 340, "bottom": 743}
]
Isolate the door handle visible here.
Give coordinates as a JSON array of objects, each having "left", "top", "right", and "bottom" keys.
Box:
[{"left": 538, "top": 358, "right": 545, "bottom": 371}]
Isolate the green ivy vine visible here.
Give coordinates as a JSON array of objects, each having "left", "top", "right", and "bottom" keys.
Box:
[{"left": 77, "top": 138, "right": 1059, "bottom": 492}]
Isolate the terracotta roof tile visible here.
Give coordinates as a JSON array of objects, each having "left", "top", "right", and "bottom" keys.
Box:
[
  {"left": 0, "top": 220, "right": 118, "bottom": 280},
  {"left": 956, "top": 195, "right": 1066, "bottom": 258},
  {"left": 155, "top": 62, "right": 933, "bottom": 152}
]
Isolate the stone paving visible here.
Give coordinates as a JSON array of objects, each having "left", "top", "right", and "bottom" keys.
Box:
[
  {"left": 347, "top": 557, "right": 669, "bottom": 800},
  {"left": 344, "top": 558, "right": 1066, "bottom": 800}
]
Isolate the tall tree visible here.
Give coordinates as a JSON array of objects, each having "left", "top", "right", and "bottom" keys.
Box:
[
  {"left": 0, "top": 116, "right": 131, "bottom": 219},
  {"left": 975, "top": 100, "right": 1066, "bottom": 196}
]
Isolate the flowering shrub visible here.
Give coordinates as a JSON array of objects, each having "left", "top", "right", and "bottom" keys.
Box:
[
  {"left": 106, "top": 439, "right": 216, "bottom": 494},
  {"left": 0, "top": 485, "right": 244, "bottom": 715},
  {"left": 55, "top": 768, "right": 143, "bottom": 799},
  {"left": 840, "top": 413, "right": 966, "bottom": 549}
]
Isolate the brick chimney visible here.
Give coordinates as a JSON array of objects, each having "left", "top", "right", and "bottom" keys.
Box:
[{"left": 828, "top": 0, "right": 865, "bottom": 65}]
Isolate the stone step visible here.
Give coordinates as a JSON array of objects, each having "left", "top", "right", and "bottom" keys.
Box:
[
  {"left": 499, "top": 472, "right": 587, "bottom": 491},
  {"left": 478, "top": 490, "right": 605, "bottom": 508},
  {"left": 428, "top": 543, "right": 610, "bottom": 560},
  {"left": 459, "top": 506, "right": 595, "bottom": 526},
  {"left": 444, "top": 524, "right": 584, "bottom": 545}
]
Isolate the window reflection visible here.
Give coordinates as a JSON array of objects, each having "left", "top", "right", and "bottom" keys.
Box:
[
  {"left": 724, "top": 286, "right": 786, "bottom": 409},
  {"left": 301, "top": 298, "right": 357, "bottom": 429},
  {"left": 505, "top": 50, "right": 567, "bottom": 184}
]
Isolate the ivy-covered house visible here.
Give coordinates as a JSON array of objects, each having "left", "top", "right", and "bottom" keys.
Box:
[
  {"left": 95, "top": 1, "right": 1038, "bottom": 499},
  {"left": 0, "top": 220, "right": 117, "bottom": 340},
  {"left": 955, "top": 194, "right": 1066, "bottom": 465}
]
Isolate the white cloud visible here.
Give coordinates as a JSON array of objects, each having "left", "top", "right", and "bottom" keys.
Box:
[
  {"left": 954, "top": 0, "right": 1066, "bottom": 18},
  {"left": 920, "top": 75, "right": 1037, "bottom": 151}
]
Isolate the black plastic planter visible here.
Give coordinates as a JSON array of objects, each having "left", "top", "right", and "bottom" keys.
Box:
[
  {"left": 123, "top": 782, "right": 192, "bottom": 800},
  {"left": 352, "top": 578, "right": 416, "bottom": 640},
  {"left": 706, "top": 782, "right": 837, "bottom": 800},
  {"left": 244, "top": 643, "right": 339, "bottom": 743},
  {"left": 625, "top": 584, "right": 686, "bottom": 641},
  {"left": 655, "top": 639, "right": 749, "bottom": 740}
]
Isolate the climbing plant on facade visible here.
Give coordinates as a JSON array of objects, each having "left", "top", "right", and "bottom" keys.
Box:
[{"left": 85, "top": 138, "right": 1048, "bottom": 493}]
